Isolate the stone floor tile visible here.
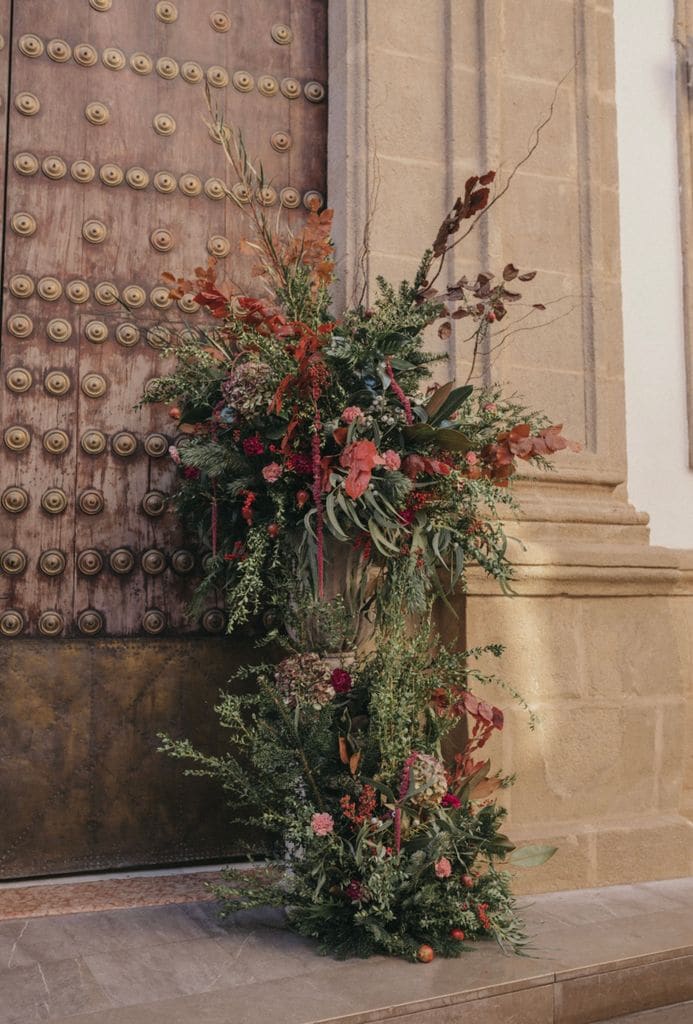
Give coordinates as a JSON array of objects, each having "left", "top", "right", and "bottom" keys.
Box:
[
  {"left": 602, "top": 1001, "right": 693, "bottom": 1022},
  {"left": 0, "top": 957, "right": 111, "bottom": 1024}
]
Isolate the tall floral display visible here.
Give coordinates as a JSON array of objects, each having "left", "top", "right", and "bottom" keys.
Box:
[{"left": 145, "top": 110, "right": 575, "bottom": 961}]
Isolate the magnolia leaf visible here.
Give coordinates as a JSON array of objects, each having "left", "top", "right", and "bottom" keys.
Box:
[
  {"left": 338, "top": 736, "right": 349, "bottom": 765},
  {"left": 429, "top": 385, "right": 474, "bottom": 426},
  {"left": 469, "top": 776, "right": 502, "bottom": 800},
  {"left": 424, "top": 381, "right": 454, "bottom": 418},
  {"left": 508, "top": 844, "right": 558, "bottom": 868},
  {"left": 433, "top": 427, "right": 472, "bottom": 452},
  {"left": 349, "top": 751, "right": 362, "bottom": 775}
]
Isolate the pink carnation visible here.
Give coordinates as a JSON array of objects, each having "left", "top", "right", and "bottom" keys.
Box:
[
  {"left": 435, "top": 857, "right": 452, "bottom": 879},
  {"left": 441, "top": 792, "right": 461, "bottom": 809},
  {"left": 382, "top": 449, "right": 401, "bottom": 471},
  {"left": 262, "top": 462, "right": 283, "bottom": 483},
  {"left": 311, "top": 812, "right": 334, "bottom": 836},
  {"left": 341, "top": 406, "right": 363, "bottom": 424},
  {"left": 168, "top": 445, "right": 181, "bottom": 465}
]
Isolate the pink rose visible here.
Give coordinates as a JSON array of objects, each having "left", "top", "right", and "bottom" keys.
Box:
[
  {"left": 341, "top": 406, "right": 363, "bottom": 424},
  {"left": 435, "top": 857, "right": 452, "bottom": 879},
  {"left": 311, "top": 812, "right": 334, "bottom": 836},
  {"left": 382, "top": 449, "right": 401, "bottom": 471},
  {"left": 262, "top": 462, "right": 283, "bottom": 483},
  {"left": 483, "top": 402, "right": 497, "bottom": 413},
  {"left": 465, "top": 452, "right": 478, "bottom": 466},
  {"left": 168, "top": 445, "right": 181, "bottom": 465}
]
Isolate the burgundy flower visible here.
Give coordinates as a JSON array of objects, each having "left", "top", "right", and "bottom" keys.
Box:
[
  {"left": 345, "top": 880, "right": 366, "bottom": 903},
  {"left": 441, "top": 792, "right": 461, "bottom": 809},
  {"left": 330, "top": 668, "right": 353, "bottom": 694},
  {"left": 242, "top": 435, "right": 264, "bottom": 456},
  {"left": 183, "top": 466, "right": 200, "bottom": 480}
]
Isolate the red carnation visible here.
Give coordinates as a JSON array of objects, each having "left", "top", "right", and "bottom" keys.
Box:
[
  {"left": 330, "top": 668, "right": 353, "bottom": 694},
  {"left": 441, "top": 792, "right": 461, "bottom": 809}
]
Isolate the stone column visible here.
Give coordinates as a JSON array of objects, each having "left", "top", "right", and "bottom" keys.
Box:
[{"left": 328, "top": 0, "right": 693, "bottom": 892}]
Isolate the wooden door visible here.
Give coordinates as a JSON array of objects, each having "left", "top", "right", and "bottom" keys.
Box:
[{"left": 0, "top": 0, "right": 326, "bottom": 877}]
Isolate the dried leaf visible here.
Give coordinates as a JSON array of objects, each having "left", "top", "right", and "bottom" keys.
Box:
[
  {"left": 519, "top": 271, "right": 537, "bottom": 282},
  {"left": 349, "top": 752, "right": 362, "bottom": 775},
  {"left": 502, "top": 263, "right": 519, "bottom": 281},
  {"left": 338, "top": 736, "right": 349, "bottom": 765},
  {"left": 469, "top": 776, "right": 502, "bottom": 800},
  {"left": 438, "top": 321, "right": 452, "bottom": 340}
]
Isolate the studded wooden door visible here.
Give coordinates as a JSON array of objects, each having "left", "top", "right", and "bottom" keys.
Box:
[{"left": 0, "top": 0, "right": 326, "bottom": 878}]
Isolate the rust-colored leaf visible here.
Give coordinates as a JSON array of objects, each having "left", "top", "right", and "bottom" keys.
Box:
[
  {"left": 349, "top": 752, "right": 362, "bottom": 775},
  {"left": 470, "top": 776, "right": 502, "bottom": 800},
  {"left": 438, "top": 321, "right": 452, "bottom": 340},
  {"left": 502, "top": 263, "right": 519, "bottom": 281},
  {"left": 338, "top": 736, "right": 349, "bottom": 765}
]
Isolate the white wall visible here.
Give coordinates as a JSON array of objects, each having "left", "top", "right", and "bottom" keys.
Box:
[{"left": 614, "top": 0, "right": 693, "bottom": 549}]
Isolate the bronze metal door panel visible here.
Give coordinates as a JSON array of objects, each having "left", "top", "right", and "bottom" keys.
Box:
[{"left": 0, "top": 0, "right": 326, "bottom": 878}]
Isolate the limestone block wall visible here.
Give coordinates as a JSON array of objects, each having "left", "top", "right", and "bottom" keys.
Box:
[{"left": 328, "top": 0, "right": 693, "bottom": 892}]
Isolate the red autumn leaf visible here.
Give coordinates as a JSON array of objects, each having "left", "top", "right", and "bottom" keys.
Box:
[
  {"left": 479, "top": 170, "right": 496, "bottom": 186},
  {"left": 340, "top": 439, "right": 385, "bottom": 499}
]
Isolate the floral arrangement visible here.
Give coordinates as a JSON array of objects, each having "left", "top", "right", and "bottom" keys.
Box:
[{"left": 147, "top": 105, "right": 574, "bottom": 961}]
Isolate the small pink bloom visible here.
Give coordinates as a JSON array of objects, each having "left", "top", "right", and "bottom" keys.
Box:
[
  {"left": 341, "top": 406, "right": 363, "bottom": 424},
  {"left": 168, "top": 445, "right": 181, "bottom": 465},
  {"left": 311, "top": 812, "right": 334, "bottom": 837},
  {"left": 483, "top": 402, "right": 497, "bottom": 413},
  {"left": 382, "top": 449, "right": 401, "bottom": 471},
  {"left": 465, "top": 452, "right": 478, "bottom": 466},
  {"left": 435, "top": 857, "right": 452, "bottom": 879},
  {"left": 262, "top": 462, "right": 283, "bottom": 483}
]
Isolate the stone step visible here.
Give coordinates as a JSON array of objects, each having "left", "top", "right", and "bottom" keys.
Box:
[
  {"left": 0, "top": 876, "right": 690, "bottom": 1024},
  {"left": 600, "top": 1003, "right": 693, "bottom": 1022}
]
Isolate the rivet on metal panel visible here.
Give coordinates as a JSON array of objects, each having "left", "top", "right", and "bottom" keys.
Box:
[
  {"left": 38, "top": 612, "right": 64, "bottom": 637},
  {"left": 0, "top": 611, "right": 25, "bottom": 637},
  {"left": 47, "top": 39, "right": 72, "bottom": 62},
  {"left": 82, "top": 219, "right": 107, "bottom": 243},
  {"left": 85, "top": 102, "right": 109, "bottom": 125},
  {"left": 257, "top": 186, "right": 277, "bottom": 206},
  {"left": 41, "top": 488, "right": 68, "bottom": 514},
  {"left": 270, "top": 131, "right": 291, "bottom": 152},
  {"left": 231, "top": 183, "right": 250, "bottom": 205},
  {"left": 204, "top": 177, "right": 226, "bottom": 200},
  {"left": 115, "top": 323, "right": 140, "bottom": 347},
  {"left": 130, "top": 52, "right": 153, "bottom": 75},
  {"left": 280, "top": 186, "right": 301, "bottom": 209},
  {"left": 155, "top": 1, "right": 178, "bottom": 22},
  {"left": 42, "top": 156, "right": 67, "bottom": 179},
  {"left": 112, "top": 431, "right": 138, "bottom": 456},
  {"left": 150, "top": 286, "right": 173, "bottom": 308},
  {"left": 179, "top": 173, "right": 202, "bottom": 196},
  {"left": 78, "top": 489, "right": 104, "bottom": 515},
  {"left": 271, "top": 23, "right": 293, "bottom": 45},
  {"left": 43, "top": 429, "right": 70, "bottom": 454},
  {"left": 99, "top": 163, "right": 124, "bottom": 186},
  {"left": 71, "top": 160, "right": 96, "bottom": 183},
  {"left": 66, "top": 279, "right": 90, "bottom": 303},
  {"left": 171, "top": 549, "right": 195, "bottom": 574},
  {"left": 177, "top": 294, "right": 200, "bottom": 313},
  {"left": 210, "top": 11, "right": 231, "bottom": 32},
  {"left": 150, "top": 228, "right": 174, "bottom": 252},
  {"left": 207, "top": 235, "right": 231, "bottom": 257},
  {"left": 81, "top": 372, "right": 107, "bottom": 398},
  {"left": 74, "top": 43, "right": 98, "bottom": 67},
  {"left": 95, "top": 281, "right": 119, "bottom": 305},
  {"left": 13, "top": 152, "right": 39, "bottom": 175},
  {"left": 153, "top": 113, "right": 176, "bottom": 136},
  {"left": 126, "top": 166, "right": 150, "bottom": 189},
  {"left": 207, "top": 65, "right": 229, "bottom": 88},
  {"left": 303, "top": 190, "right": 324, "bottom": 210},
  {"left": 15, "top": 92, "right": 40, "bottom": 116},
  {"left": 141, "top": 548, "right": 166, "bottom": 573},
  {"left": 232, "top": 70, "right": 254, "bottom": 93},
  {"left": 77, "top": 609, "right": 104, "bottom": 635},
  {"left": 7, "top": 314, "right": 34, "bottom": 338},
  {"left": 2, "top": 487, "right": 29, "bottom": 513},
  {"left": 304, "top": 81, "right": 326, "bottom": 103},
  {"left": 154, "top": 171, "right": 177, "bottom": 193},
  {"left": 46, "top": 318, "right": 72, "bottom": 343},
  {"left": 109, "top": 548, "right": 135, "bottom": 574},
  {"left": 39, "top": 550, "right": 66, "bottom": 576},
  {"left": 4, "top": 427, "right": 30, "bottom": 452},
  {"left": 44, "top": 371, "right": 71, "bottom": 396},
  {"left": 77, "top": 550, "right": 104, "bottom": 576},
  {"left": 143, "top": 433, "right": 168, "bottom": 457},
  {"left": 122, "top": 285, "right": 146, "bottom": 308},
  {"left": 147, "top": 325, "right": 170, "bottom": 348},
  {"left": 11, "top": 212, "right": 37, "bottom": 237},
  {"left": 280, "top": 77, "right": 301, "bottom": 99},
  {"left": 38, "top": 277, "right": 63, "bottom": 301},
  {"left": 201, "top": 608, "right": 226, "bottom": 633},
  {"left": 18, "top": 34, "right": 45, "bottom": 58},
  {"left": 80, "top": 430, "right": 107, "bottom": 455},
  {"left": 156, "top": 56, "right": 179, "bottom": 79},
  {"left": 102, "top": 47, "right": 126, "bottom": 70},
  {"left": 89, "top": 0, "right": 112, "bottom": 10},
  {"left": 258, "top": 75, "right": 279, "bottom": 97},
  {"left": 142, "top": 490, "right": 167, "bottom": 516},
  {"left": 142, "top": 609, "right": 166, "bottom": 634},
  {"left": 181, "top": 61, "right": 203, "bottom": 83},
  {"left": 84, "top": 320, "right": 109, "bottom": 344},
  {"left": 1, "top": 550, "right": 27, "bottom": 575},
  {"left": 6, "top": 368, "right": 33, "bottom": 394},
  {"left": 9, "top": 274, "right": 35, "bottom": 298}
]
